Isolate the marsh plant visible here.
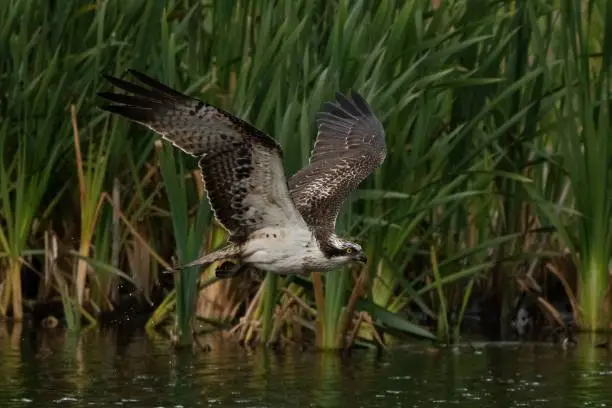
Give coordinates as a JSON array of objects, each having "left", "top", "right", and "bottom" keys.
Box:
[{"left": 0, "top": 0, "right": 610, "bottom": 349}]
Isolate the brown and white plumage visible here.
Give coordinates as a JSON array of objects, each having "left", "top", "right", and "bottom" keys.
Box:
[
  {"left": 98, "top": 70, "right": 305, "bottom": 243},
  {"left": 98, "top": 70, "right": 386, "bottom": 278},
  {"left": 289, "top": 91, "right": 386, "bottom": 232}
]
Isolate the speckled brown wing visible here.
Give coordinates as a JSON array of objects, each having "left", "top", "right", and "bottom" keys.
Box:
[
  {"left": 98, "top": 70, "right": 306, "bottom": 242},
  {"left": 288, "top": 91, "right": 386, "bottom": 231}
]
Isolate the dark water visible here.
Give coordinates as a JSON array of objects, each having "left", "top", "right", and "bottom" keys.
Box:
[{"left": 2, "top": 324, "right": 612, "bottom": 407}]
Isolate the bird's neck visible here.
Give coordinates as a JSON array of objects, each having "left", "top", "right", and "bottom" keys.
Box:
[{"left": 312, "top": 229, "right": 350, "bottom": 259}]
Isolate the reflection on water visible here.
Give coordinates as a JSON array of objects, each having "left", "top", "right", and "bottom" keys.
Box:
[{"left": 2, "top": 322, "right": 612, "bottom": 407}]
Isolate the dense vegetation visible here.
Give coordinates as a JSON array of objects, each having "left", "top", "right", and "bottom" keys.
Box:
[{"left": 0, "top": 0, "right": 610, "bottom": 349}]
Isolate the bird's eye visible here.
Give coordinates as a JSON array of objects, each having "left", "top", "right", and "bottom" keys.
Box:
[{"left": 345, "top": 248, "right": 353, "bottom": 254}]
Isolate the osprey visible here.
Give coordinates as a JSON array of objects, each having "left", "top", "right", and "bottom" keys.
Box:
[{"left": 98, "top": 70, "right": 386, "bottom": 278}]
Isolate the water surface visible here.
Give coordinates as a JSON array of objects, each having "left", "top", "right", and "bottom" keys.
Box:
[{"left": 2, "top": 323, "right": 612, "bottom": 407}]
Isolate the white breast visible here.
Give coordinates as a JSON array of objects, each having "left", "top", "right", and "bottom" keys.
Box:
[{"left": 241, "top": 227, "right": 343, "bottom": 274}]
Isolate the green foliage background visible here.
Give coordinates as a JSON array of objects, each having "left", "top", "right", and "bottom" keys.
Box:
[{"left": 0, "top": 0, "right": 611, "bottom": 348}]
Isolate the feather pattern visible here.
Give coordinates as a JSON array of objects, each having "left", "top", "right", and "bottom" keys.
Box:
[
  {"left": 288, "top": 91, "right": 386, "bottom": 232},
  {"left": 98, "top": 70, "right": 306, "bottom": 242}
]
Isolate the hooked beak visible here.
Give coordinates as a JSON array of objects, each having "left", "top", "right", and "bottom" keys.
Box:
[{"left": 356, "top": 252, "right": 368, "bottom": 264}]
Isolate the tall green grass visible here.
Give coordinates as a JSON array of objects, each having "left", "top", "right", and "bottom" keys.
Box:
[
  {"left": 0, "top": 0, "right": 610, "bottom": 349},
  {"left": 554, "top": 0, "right": 612, "bottom": 331}
]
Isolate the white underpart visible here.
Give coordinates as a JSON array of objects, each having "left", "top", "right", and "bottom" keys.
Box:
[{"left": 241, "top": 227, "right": 352, "bottom": 274}]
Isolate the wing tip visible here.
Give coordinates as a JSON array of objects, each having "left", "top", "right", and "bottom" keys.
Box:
[
  {"left": 100, "top": 73, "right": 127, "bottom": 89},
  {"left": 99, "top": 68, "right": 144, "bottom": 82},
  {"left": 315, "top": 89, "right": 386, "bottom": 152},
  {"left": 322, "top": 89, "right": 376, "bottom": 120},
  {"left": 99, "top": 69, "right": 190, "bottom": 105},
  {"left": 348, "top": 90, "right": 371, "bottom": 113},
  {"left": 126, "top": 68, "right": 145, "bottom": 77},
  {"left": 97, "top": 103, "right": 153, "bottom": 123},
  {"left": 96, "top": 91, "right": 119, "bottom": 102}
]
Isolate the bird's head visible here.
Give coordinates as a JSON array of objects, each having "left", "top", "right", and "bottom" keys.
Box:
[{"left": 326, "top": 235, "right": 368, "bottom": 265}]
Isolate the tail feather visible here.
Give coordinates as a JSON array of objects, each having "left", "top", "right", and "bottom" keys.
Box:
[{"left": 163, "top": 244, "right": 240, "bottom": 274}]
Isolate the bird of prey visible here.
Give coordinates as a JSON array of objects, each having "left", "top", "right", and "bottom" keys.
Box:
[{"left": 98, "top": 70, "right": 386, "bottom": 279}]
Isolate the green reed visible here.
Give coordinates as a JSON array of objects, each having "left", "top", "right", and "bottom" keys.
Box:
[
  {"left": 553, "top": 0, "right": 612, "bottom": 331},
  {"left": 0, "top": 0, "right": 609, "bottom": 349}
]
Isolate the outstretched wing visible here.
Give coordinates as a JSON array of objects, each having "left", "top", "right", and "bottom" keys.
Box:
[
  {"left": 288, "top": 91, "right": 386, "bottom": 231},
  {"left": 98, "top": 70, "right": 306, "bottom": 242}
]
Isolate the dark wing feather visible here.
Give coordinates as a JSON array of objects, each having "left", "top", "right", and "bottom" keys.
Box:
[
  {"left": 98, "top": 70, "right": 305, "bottom": 241},
  {"left": 288, "top": 91, "right": 386, "bottom": 231}
]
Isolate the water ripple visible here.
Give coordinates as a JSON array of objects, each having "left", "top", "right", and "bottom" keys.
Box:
[{"left": 2, "top": 328, "right": 612, "bottom": 407}]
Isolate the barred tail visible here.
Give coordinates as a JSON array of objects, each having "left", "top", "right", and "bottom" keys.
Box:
[{"left": 164, "top": 244, "right": 241, "bottom": 274}]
